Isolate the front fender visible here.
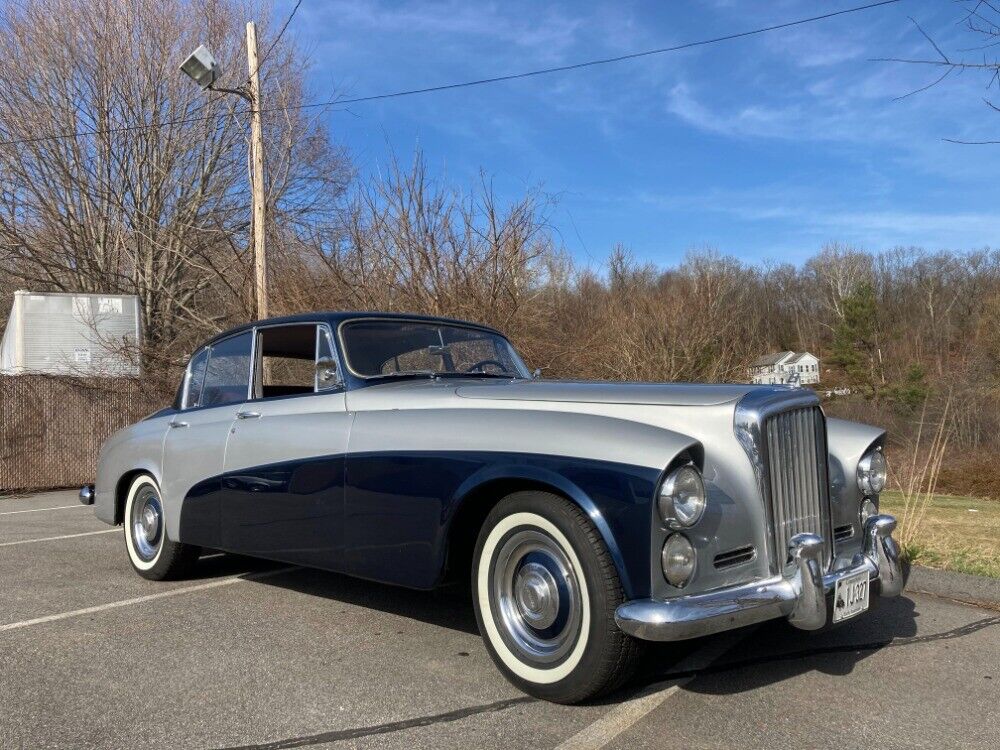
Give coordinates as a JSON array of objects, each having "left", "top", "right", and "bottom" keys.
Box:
[
  {"left": 826, "top": 417, "right": 886, "bottom": 559},
  {"left": 826, "top": 417, "right": 885, "bottom": 503},
  {"left": 451, "top": 461, "right": 655, "bottom": 598}
]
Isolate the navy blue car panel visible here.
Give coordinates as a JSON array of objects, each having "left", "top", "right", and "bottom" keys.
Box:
[{"left": 179, "top": 450, "right": 658, "bottom": 597}]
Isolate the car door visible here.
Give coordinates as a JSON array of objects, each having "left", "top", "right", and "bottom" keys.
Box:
[
  {"left": 220, "top": 323, "right": 351, "bottom": 569},
  {"left": 161, "top": 331, "right": 253, "bottom": 549}
]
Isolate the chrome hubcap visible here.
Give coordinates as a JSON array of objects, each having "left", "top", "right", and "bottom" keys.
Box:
[
  {"left": 140, "top": 505, "right": 159, "bottom": 541},
  {"left": 131, "top": 489, "right": 162, "bottom": 561},
  {"left": 514, "top": 562, "right": 559, "bottom": 629},
  {"left": 491, "top": 529, "right": 582, "bottom": 666}
]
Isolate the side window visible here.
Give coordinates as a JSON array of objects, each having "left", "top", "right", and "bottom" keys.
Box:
[
  {"left": 201, "top": 332, "right": 253, "bottom": 407},
  {"left": 253, "top": 324, "right": 341, "bottom": 399},
  {"left": 182, "top": 348, "right": 209, "bottom": 409}
]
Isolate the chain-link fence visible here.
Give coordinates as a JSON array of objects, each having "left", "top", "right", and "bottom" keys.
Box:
[{"left": 0, "top": 375, "right": 160, "bottom": 492}]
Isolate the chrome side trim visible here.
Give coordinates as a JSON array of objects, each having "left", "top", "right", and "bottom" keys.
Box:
[{"left": 615, "top": 513, "right": 903, "bottom": 642}]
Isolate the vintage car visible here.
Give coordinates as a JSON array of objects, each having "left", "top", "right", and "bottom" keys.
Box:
[{"left": 82, "top": 312, "right": 903, "bottom": 703}]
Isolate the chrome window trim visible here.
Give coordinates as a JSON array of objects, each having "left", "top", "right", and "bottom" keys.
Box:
[
  {"left": 180, "top": 346, "right": 209, "bottom": 410},
  {"left": 315, "top": 324, "right": 345, "bottom": 392},
  {"left": 335, "top": 316, "right": 527, "bottom": 380}
]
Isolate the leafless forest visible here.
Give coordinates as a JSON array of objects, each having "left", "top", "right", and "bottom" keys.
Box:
[{"left": 0, "top": 0, "right": 997, "bottom": 497}]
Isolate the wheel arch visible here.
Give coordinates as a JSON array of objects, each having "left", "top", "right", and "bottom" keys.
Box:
[
  {"left": 113, "top": 466, "right": 160, "bottom": 525},
  {"left": 442, "top": 464, "right": 637, "bottom": 599}
]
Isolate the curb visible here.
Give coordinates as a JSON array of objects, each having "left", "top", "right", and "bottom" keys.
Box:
[{"left": 905, "top": 565, "right": 1000, "bottom": 609}]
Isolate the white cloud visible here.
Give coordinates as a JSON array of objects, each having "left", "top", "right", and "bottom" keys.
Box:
[
  {"left": 305, "top": 1, "right": 583, "bottom": 62},
  {"left": 635, "top": 185, "right": 999, "bottom": 251},
  {"left": 665, "top": 82, "right": 804, "bottom": 139}
]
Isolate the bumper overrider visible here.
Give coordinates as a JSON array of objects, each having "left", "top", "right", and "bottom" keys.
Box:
[{"left": 616, "top": 514, "right": 904, "bottom": 641}]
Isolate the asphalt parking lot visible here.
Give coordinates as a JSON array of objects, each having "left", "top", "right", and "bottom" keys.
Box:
[{"left": 1, "top": 490, "right": 998, "bottom": 749}]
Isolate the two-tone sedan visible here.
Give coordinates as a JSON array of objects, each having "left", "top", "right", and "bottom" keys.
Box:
[{"left": 81, "top": 312, "right": 903, "bottom": 703}]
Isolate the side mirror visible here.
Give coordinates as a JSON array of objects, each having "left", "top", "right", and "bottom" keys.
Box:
[
  {"left": 316, "top": 357, "right": 340, "bottom": 388},
  {"left": 532, "top": 368, "right": 542, "bottom": 379}
]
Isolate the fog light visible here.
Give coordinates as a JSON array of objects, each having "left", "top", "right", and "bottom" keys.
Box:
[
  {"left": 662, "top": 533, "right": 696, "bottom": 588},
  {"left": 861, "top": 498, "right": 878, "bottom": 525}
]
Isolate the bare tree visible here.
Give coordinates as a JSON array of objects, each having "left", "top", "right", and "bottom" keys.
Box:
[
  {"left": 878, "top": 2, "right": 1000, "bottom": 143},
  {"left": 0, "top": 0, "right": 349, "bottom": 367}
]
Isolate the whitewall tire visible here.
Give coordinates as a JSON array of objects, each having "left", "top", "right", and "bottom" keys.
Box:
[
  {"left": 472, "top": 491, "right": 640, "bottom": 703},
  {"left": 122, "top": 474, "right": 199, "bottom": 580}
]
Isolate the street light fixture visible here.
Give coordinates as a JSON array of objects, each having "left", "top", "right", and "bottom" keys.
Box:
[
  {"left": 180, "top": 27, "right": 268, "bottom": 321},
  {"left": 179, "top": 45, "right": 218, "bottom": 90}
]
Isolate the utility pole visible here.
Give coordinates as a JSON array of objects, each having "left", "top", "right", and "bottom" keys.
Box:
[
  {"left": 180, "top": 26, "right": 269, "bottom": 320},
  {"left": 245, "top": 21, "right": 268, "bottom": 320}
]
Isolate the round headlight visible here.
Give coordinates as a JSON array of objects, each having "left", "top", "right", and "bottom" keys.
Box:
[
  {"left": 857, "top": 449, "right": 887, "bottom": 496},
  {"left": 661, "top": 533, "right": 696, "bottom": 588},
  {"left": 860, "top": 498, "right": 878, "bottom": 525},
  {"left": 657, "top": 465, "right": 706, "bottom": 527}
]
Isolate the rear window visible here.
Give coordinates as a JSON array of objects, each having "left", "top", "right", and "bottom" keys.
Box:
[{"left": 200, "top": 332, "right": 252, "bottom": 407}]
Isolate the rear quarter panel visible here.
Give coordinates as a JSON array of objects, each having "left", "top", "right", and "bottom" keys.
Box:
[{"left": 94, "top": 417, "right": 168, "bottom": 525}]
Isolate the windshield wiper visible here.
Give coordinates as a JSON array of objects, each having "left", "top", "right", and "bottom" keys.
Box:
[
  {"left": 434, "top": 371, "right": 519, "bottom": 379},
  {"left": 367, "top": 370, "right": 438, "bottom": 381}
]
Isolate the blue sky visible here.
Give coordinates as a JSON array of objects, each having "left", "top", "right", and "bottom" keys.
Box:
[{"left": 290, "top": 0, "right": 999, "bottom": 267}]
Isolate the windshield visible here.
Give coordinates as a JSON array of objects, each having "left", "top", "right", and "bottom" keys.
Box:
[{"left": 340, "top": 319, "right": 530, "bottom": 379}]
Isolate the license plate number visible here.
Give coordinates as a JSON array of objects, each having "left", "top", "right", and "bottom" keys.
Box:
[{"left": 833, "top": 571, "right": 870, "bottom": 623}]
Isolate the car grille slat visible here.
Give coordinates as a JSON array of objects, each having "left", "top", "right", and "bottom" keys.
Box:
[{"left": 764, "top": 406, "right": 831, "bottom": 569}]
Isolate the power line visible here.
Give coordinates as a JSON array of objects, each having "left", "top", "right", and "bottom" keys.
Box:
[
  {"left": 249, "top": 0, "right": 302, "bottom": 81},
  {"left": 202, "top": 1, "right": 304, "bottom": 104},
  {"left": 329, "top": 0, "right": 903, "bottom": 108},
  {"left": 0, "top": 0, "right": 902, "bottom": 148}
]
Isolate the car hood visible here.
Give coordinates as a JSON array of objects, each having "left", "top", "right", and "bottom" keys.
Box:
[{"left": 454, "top": 379, "right": 766, "bottom": 407}]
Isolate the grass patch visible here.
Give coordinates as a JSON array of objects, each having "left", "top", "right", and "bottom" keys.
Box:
[{"left": 880, "top": 492, "right": 1000, "bottom": 579}]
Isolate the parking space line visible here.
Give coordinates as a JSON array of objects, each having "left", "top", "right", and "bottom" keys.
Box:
[
  {"left": 555, "top": 628, "right": 755, "bottom": 750},
  {"left": 554, "top": 681, "right": 687, "bottom": 750},
  {"left": 0, "top": 504, "right": 88, "bottom": 515},
  {"left": 0, "top": 566, "right": 298, "bottom": 632},
  {"left": 0, "top": 529, "right": 119, "bottom": 547}
]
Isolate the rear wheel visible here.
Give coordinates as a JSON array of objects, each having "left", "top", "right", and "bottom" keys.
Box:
[
  {"left": 472, "top": 491, "right": 640, "bottom": 703},
  {"left": 123, "top": 474, "right": 199, "bottom": 580}
]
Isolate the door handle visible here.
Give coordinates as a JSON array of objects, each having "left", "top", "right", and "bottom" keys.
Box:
[
  {"left": 169, "top": 420, "right": 189, "bottom": 429},
  {"left": 236, "top": 411, "right": 261, "bottom": 420}
]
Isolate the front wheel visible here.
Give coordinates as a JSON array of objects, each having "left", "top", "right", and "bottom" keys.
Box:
[
  {"left": 123, "top": 474, "right": 199, "bottom": 580},
  {"left": 472, "top": 491, "right": 640, "bottom": 703}
]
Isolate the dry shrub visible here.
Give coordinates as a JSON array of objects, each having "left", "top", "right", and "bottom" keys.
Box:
[{"left": 893, "top": 397, "right": 954, "bottom": 552}]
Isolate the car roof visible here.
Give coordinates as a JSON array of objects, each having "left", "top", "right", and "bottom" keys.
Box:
[{"left": 202, "top": 311, "right": 504, "bottom": 348}]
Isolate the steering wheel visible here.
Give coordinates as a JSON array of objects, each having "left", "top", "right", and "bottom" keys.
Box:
[{"left": 465, "top": 359, "right": 507, "bottom": 374}]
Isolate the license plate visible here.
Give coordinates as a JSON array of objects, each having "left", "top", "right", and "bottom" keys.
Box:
[{"left": 833, "top": 571, "right": 870, "bottom": 623}]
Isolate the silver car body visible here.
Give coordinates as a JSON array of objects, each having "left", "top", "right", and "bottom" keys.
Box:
[{"left": 91, "top": 312, "right": 902, "bottom": 641}]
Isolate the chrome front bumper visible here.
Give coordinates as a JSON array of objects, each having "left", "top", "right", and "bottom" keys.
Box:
[{"left": 616, "top": 514, "right": 904, "bottom": 642}]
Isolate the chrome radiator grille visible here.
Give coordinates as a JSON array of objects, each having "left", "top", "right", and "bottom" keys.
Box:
[{"left": 764, "top": 406, "right": 832, "bottom": 569}]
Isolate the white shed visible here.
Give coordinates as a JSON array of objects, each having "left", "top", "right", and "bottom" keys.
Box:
[{"left": 0, "top": 290, "right": 141, "bottom": 376}]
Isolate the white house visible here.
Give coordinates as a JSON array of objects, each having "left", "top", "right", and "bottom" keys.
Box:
[
  {"left": 749, "top": 351, "right": 820, "bottom": 385},
  {"left": 0, "top": 290, "right": 141, "bottom": 376}
]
